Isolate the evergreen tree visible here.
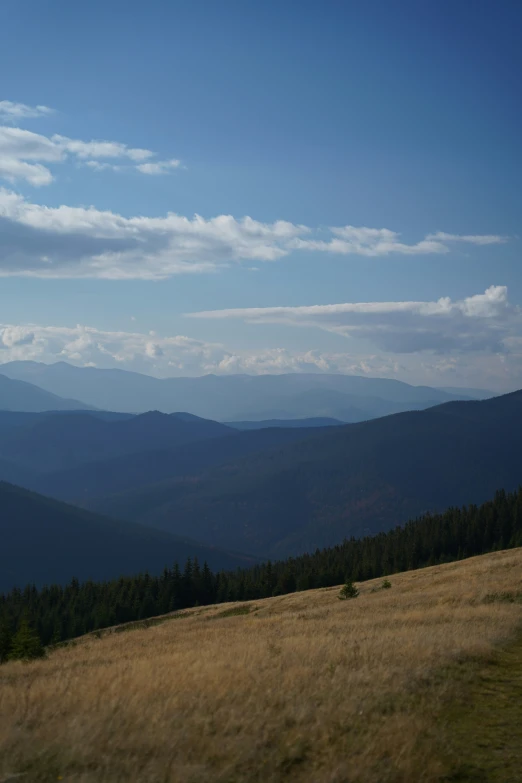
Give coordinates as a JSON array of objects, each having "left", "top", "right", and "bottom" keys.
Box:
[
  {"left": 0, "top": 613, "right": 12, "bottom": 663},
  {"left": 2, "top": 485, "right": 522, "bottom": 653},
  {"left": 339, "top": 580, "right": 359, "bottom": 600},
  {"left": 10, "top": 616, "right": 44, "bottom": 661}
]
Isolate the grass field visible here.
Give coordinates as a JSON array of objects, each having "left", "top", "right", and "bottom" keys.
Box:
[{"left": 1, "top": 549, "right": 522, "bottom": 783}]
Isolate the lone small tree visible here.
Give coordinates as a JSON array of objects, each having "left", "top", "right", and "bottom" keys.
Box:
[
  {"left": 338, "top": 580, "right": 359, "bottom": 600},
  {"left": 0, "top": 614, "right": 12, "bottom": 663},
  {"left": 9, "top": 616, "right": 44, "bottom": 661}
]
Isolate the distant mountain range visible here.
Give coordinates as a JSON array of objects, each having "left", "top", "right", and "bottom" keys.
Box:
[
  {"left": 0, "top": 361, "right": 492, "bottom": 421},
  {"left": 227, "top": 417, "right": 343, "bottom": 430},
  {"left": 1, "top": 388, "right": 520, "bottom": 592},
  {"left": 0, "top": 410, "right": 328, "bottom": 500},
  {"left": 85, "top": 391, "right": 522, "bottom": 559},
  {"left": 0, "top": 482, "right": 255, "bottom": 593},
  {"left": 0, "top": 372, "right": 92, "bottom": 412},
  {"left": 0, "top": 410, "right": 231, "bottom": 473}
]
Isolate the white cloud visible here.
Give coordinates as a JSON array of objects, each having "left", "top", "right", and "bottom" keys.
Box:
[
  {"left": 0, "top": 322, "right": 331, "bottom": 376},
  {"left": 0, "top": 157, "right": 53, "bottom": 186},
  {"left": 0, "top": 127, "right": 62, "bottom": 183},
  {"left": 136, "top": 159, "right": 181, "bottom": 175},
  {"left": 0, "top": 321, "right": 424, "bottom": 379},
  {"left": 0, "top": 188, "right": 309, "bottom": 278},
  {"left": 0, "top": 321, "right": 520, "bottom": 391},
  {"left": 0, "top": 188, "right": 508, "bottom": 279},
  {"left": 84, "top": 160, "right": 122, "bottom": 172},
  {"left": 290, "top": 226, "right": 508, "bottom": 257},
  {"left": 426, "top": 232, "right": 507, "bottom": 245},
  {"left": 51, "top": 134, "right": 154, "bottom": 161},
  {"left": 291, "top": 226, "right": 449, "bottom": 256},
  {"left": 0, "top": 101, "right": 54, "bottom": 121},
  {"left": 188, "top": 286, "right": 521, "bottom": 354},
  {"left": 0, "top": 127, "right": 62, "bottom": 161},
  {"left": 0, "top": 104, "right": 182, "bottom": 185}
]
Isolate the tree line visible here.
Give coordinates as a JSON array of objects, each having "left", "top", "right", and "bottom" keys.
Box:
[{"left": 2, "top": 487, "right": 522, "bottom": 661}]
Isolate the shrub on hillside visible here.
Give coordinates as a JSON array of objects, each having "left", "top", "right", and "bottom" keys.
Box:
[{"left": 338, "top": 581, "right": 359, "bottom": 600}]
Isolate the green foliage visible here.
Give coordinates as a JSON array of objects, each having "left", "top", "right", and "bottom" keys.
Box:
[
  {"left": 1, "top": 487, "right": 522, "bottom": 655},
  {"left": 9, "top": 616, "right": 44, "bottom": 661},
  {"left": 338, "top": 581, "right": 359, "bottom": 600},
  {"left": 381, "top": 579, "right": 392, "bottom": 590},
  {"left": 0, "top": 614, "right": 12, "bottom": 662}
]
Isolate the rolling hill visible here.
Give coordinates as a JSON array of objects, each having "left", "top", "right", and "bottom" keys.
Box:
[
  {"left": 0, "top": 482, "right": 254, "bottom": 592},
  {"left": 0, "top": 410, "right": 325, "bottom": 498},
  {"left": 0, "top": 361, "right": 481, "bottom": 420},
  {"left": 88, "top": 390, "right": 522, "bottom": 558},
  {"left": 0, "top": 410, "right": 232, "bottom": 473},
  {"left": 29, "top": 424, "right": 330, "bottom": 502},
  {"left": 2, "top": 549, "right": 522, "bottom": 782},
  {"left": 0, "top": 373, "right": 92, "bottom": 412}
]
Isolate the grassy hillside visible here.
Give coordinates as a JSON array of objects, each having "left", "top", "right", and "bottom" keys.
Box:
[
  {"left": 1, "top": 549, "right": 521, "bottom": 782},
  {"left": 91, "top": 390, "right": 522, "bottom": 557},
  {"left": 0, "top": 482, "right": 253, "bottom": 592}
]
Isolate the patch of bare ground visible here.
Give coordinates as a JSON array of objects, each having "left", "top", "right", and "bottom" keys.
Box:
[{"left": 1, "top": 549, "right": 522, "bottom": 782}]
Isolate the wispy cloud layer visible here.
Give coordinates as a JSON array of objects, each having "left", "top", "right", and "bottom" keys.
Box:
[
  {"left": 0, "top": 188, "right": 507, "bottom": 279},
  {"left": 0, "top": 98, "right": 509, "bottom": 277},
  {"left": 0, "top": 101, "right": 54, "bottom": 121},
  {"left": 426, "top": 232, "right": 508, "bottom": 246},
  {"left": 0, "top": 188, "right": 307, "bottom": 278},
  {"left": 189, "top": 286, "right": 521, "bottom": 354},
  {"left": 137, "top": 159, "right": 182, "bottom": 175},
  {"left": 291, "top": 227, "right": 448, "bottom": 256},
  {"left": 0, "top": 100, "right": 182, "bottom": 185},
  {"left": 291, "top": 227, "right": 507, "bottom": 256}
]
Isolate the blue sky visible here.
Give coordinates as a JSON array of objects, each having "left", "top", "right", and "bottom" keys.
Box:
[{"left": 0, "top": 0, "right": 520, "bottom": 389}]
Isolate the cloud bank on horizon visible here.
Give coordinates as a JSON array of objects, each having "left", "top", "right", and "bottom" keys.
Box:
[{"left": 2, "top": 285, "right": 522, "bottom": 392}]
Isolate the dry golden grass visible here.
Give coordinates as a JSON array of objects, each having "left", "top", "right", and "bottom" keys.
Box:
[{"left": 1, "top": 549, "right": 522, "bottom": 783}]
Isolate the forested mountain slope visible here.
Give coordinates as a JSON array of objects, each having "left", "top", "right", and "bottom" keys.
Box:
[
  {"left": 0, "top": 410, "right": 232, "bottom": 472},
  {"left": 0, "top": 409, "right": 331, "bottom": 500},
  {"left": 90, "top": 391, "right": 522, "bottom": 558},
  {"left": 3, "top": 486, "right": 522, "bottom": 647},
  {"left": 0, "top": 482, "right": 253, "bottom": 592},
  {"left": 31, "top": 424, "right": 328, "bottom": 501}
]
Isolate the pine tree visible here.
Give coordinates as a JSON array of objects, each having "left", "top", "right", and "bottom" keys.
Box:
[
  {"left": 0, "top": 614, "right": 12, "bottom": 663},
  {"left": 338, "top": 580, "right": 359, "bottom": 600},
  {"left": 10, "top": 616, "right": 45, "bottom": 661}
]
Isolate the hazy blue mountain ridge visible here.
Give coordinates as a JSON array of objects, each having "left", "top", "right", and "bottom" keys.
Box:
[{"left": 0, "top": 361, "right": 477, "bottom": 421}]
